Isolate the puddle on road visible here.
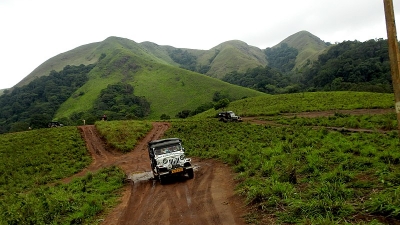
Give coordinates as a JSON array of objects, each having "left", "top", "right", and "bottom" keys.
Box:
[
  {"left": 127, "top": 164, "right": 201, "bottom": 183},
  {"left": 127, "top": 171, "right": 154, "bottom": 183},
  {"left": 193, "top": 164, "right": 200, "bottom": 171}
]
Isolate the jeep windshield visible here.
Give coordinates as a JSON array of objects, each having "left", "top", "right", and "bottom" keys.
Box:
[{"left": 154, "top": 144, "right": 182, "bottom": 155}]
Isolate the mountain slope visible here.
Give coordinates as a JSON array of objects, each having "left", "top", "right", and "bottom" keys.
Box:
[
  {"left": 17, "top": 30, "right": 327, "bottom": 89},
  {"left": 204, "top": 40, "right": 267, "bottom": 79},
  {"left": 274, "top": 30, "right": 329, "bottom": 69},
  {"left": 139, "top": 40, "right": 267, "bottom": 79},
  {"left": 16, "top": 42, "right": 100, "bottom": 87},
  {"left": 54, "top": 37, "right": 264, "bottom": 120}
]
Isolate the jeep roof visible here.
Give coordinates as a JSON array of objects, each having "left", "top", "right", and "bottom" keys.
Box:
[{"left": 148, "top": 138, "right": 182, "bottom": 149}]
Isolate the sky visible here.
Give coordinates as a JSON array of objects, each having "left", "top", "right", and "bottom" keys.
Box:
[{"left": 0, "top": 0, "right": 399, "bottom": 89}]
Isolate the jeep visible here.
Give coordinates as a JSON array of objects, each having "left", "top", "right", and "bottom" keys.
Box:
[
  {"left": 48, "top": 121, "right": 64, "bottom": 128},
  {"left": 148, "top": 138, "right": 194, "bottom": 184},
  {"left": 217, "top": 111, "right": 242, "bottom": 122}
]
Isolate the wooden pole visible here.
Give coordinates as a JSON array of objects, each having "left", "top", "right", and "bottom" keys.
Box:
[{"left": 383, "top": 0, "right": 400, "bottom": 136}]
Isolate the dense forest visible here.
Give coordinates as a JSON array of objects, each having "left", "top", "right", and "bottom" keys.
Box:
[
  {"left": 222, "top": 39, "right": 393, "bottom": 94},
  {"left": 167, "top": 48, "right": 212, "bottom": 74},
  {"left": 0, "top": 64, "right": 94, "bottom": 133},
  {"left": 0, "top": 65, "right": 154, "bottom": 134},
  {"left": 92, "top": 83, "right": 150, "bottom": 120},
  {"left": 303, "top": 39, "right": 392, "bottom": 92},
  {"left": 265, "top": 43, "right": 298, "bottom": 73}
]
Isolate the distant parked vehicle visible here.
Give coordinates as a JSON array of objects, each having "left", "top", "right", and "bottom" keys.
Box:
[
  {"left": 217, "top": 111, "right": 242, "bottom": 122},
  {"left": 48, "top": 121, "right": 63, "bottom": 128},
  {"left": 147, "top": 138, "right": 194, "bottom": 184}
]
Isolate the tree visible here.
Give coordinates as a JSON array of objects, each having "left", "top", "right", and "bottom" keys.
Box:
[
  {"left": 160, "top": 114, "right": 171, "bottom": 120},
  {"left": 214, "top": 98, "right": 230, "bottom": 110},
  {"left": 175, "top": 110, "right": 191, "bottom": 119}
]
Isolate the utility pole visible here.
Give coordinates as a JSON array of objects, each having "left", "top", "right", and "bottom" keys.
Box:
[{"left": 383, "top": 0, "right": 400, "bottom": 136}]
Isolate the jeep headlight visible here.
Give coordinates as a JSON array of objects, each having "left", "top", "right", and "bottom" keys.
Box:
[{"left": 163, "top": 158, "right": 168, "bottom": 164}]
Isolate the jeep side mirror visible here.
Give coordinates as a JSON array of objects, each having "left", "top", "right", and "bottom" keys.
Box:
[{"left": 182, "top": 148, "right": 185, "bottom": 152}]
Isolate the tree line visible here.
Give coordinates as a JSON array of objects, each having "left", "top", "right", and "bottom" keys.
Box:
[
  {"left": 0, "top": 64, "right": 152, "bottom": 134},
  {"left": 0, "top": 64, "right": 94, "bottom": 133},
  {"left": 222, "top": 39, "right": 393, "bottom": 94}
]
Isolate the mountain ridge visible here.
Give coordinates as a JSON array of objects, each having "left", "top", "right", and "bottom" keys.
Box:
[{"left": 13, "top": 30, "right": 328, "bottom": 88}]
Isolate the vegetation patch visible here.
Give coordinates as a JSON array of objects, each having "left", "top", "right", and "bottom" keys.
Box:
[
  {"left": 195, "top": 91, "right": 394, "bottom": 119},
  {"left": 271, "top": 112, "right": 397, "bottom": 131},
  {"left": 0, "top": 127, "right": 91, "bottom": 195},
  {"left": 95, "top": 120, "right": 152, "bottom": 152},
  {"left": 164, "top": 119, "right": 400, "bottom": 224},
  {"left": 0, "top": 126, "right": 127, "bottom": 225},
  {"left": 1, "top": 167, "right": 125, "bottom": 225},
  {"left": 0, "top": 64, "right": 94, "bottom": 134}
]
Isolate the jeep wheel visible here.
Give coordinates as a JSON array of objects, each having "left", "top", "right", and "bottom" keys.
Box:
[
  {"left": 159, "top": 175, "right": 165, "bottom": 184},
  {"left": 187, "top": 169, "right": 194, "bottom": 179}
]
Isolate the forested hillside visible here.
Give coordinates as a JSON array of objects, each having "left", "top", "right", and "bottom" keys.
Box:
[
  {"left": 223, "top": 38, "right": 392, "bottom": 94},
  {"left": 303, "top": 39, "right": 391, "bottom": 92},
  {"left": 0, "top": 64, "right": 94, "bottom": 133}
]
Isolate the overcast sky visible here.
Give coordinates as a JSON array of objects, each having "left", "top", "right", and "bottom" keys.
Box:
[{"left": 1, "top": 0, "right": 399, "bottom": 89}]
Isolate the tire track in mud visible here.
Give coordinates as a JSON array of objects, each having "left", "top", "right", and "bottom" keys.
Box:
[
  {"left": 71, "top": 122, "right": 248, "bottom": 225},
  {"left": 115, "top": 161, "right": 241, "bottom": 225}
]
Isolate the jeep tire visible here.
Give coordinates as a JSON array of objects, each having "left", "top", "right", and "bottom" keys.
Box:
[
  {"left": 187, "top": 168, "right": 194, "bottom": 179},
  {"left": 159, "top": 175, "right": 165, "bottom": 185}
]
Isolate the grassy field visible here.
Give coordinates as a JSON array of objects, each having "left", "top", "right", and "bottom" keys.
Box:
[
  {"left": 194, "top": 91, "right": 395, "bottom": 119},
  {"left": 164, "top": 119, "right": 400, "bottom": 224},
  {"left": 0, "top": 124, "right": 145, "bottom": 224},
  {"left": 265, "top": 112, "right": 398, "bottom": 131},
  {"left": 1, "top": 91, "right": 399, "bottom": 224},
  {"left": 0, "top": 127, "right": 91, "bottom": 194}
]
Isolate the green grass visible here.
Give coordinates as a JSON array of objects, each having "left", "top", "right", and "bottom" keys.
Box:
[
  {"left": 0, "top": 126, "right": 127, "bottom": 225},
  {"left": 205, "top": 40, "right": 267, "bottom": 79},
  {"left": 95, "top": 120, "right": 153, "bottom": 152},
  {"left": 0, "top": 127, "right": 91, "bottom": 195},
  {"left": 194, "top": 91, "right": 395, "bottom": 119},
  {"left": 55, "top": 48, "right": 263, "bottom": 120},
  {"left": 1, "top": 167, "right": 125, "bottom": 225},
  {"left": 133, "top": 63, "right": 263, "bottom": 119},
  {"left": 279, "top": 30, "right": 329, "bottom": 69},
  {"left": 268, "top": 112, "right": 398, "bottom": 131},
  {"left": 163, "top": 119, "right": 400, "bottom": 224}
]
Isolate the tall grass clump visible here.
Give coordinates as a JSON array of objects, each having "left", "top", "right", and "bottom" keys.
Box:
[
  {"left": 166, "top": 119, "right": 400, "bottom": 224},
  {"left": 95, "top": 120, "right": 152, "bottom": 152}
]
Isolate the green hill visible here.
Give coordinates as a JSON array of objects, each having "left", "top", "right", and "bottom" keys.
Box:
[
  {"left": 15, "top": 30, "right": 328, "bottom": 89},
  {"left": 50, "top": 37, "right": 264, "bottom": 120},
  {"left": 15, "top": 42, "right": 100, "bottom": 88},
  {"left": 204, "top": 40, "right": 267, "bottom": 79},
  {"left": 139, "top": 40, "right": 268, "bottom": 79},
  {"left": 274, "top": 30, "right": 329, "bottom": 69}
]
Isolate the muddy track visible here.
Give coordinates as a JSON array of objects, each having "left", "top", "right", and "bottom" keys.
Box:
[{"left": 74, "top": 122, "right": 247, "bottom": 225}]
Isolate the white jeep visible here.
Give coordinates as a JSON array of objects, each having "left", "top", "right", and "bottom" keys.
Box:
[{"left": 148, "top": 138, "right": 194, "bottom": 184}]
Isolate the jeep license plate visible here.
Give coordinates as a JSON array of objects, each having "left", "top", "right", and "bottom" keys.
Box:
[{"left": 171, "top": 167, "right": 183, "bottom": 174}]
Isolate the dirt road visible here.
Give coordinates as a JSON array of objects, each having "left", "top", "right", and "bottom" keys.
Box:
[{"left": 76, "top": 123, "right": 247, "bottom": 225}]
